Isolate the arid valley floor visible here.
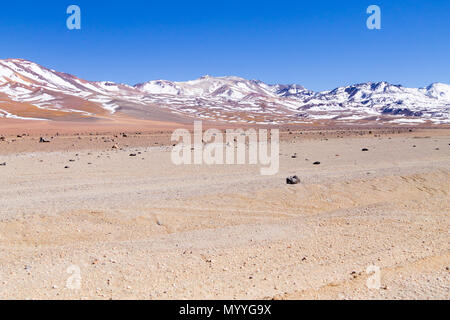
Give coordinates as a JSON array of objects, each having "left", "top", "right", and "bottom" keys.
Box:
[{"left": 0, "top": 124, "right": 449, "bottom": 299}]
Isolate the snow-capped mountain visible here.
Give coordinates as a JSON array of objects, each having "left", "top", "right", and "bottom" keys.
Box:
[
  {"left": 0, "top": 58, "right": 449, "bottom": 125},
  {"left": 288, "top": 81, "right": 450, "bottom": 124},
  {"left": 0, "top": 59, "right": 149, "bottom": 121}
]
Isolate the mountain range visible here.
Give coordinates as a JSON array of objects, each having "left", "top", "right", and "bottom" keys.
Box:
[{"left": 0, "top": 58, "right": 449, "bottom": 125}]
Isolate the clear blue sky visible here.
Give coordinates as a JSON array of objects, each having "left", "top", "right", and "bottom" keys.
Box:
[{"left": 0, "top": 0, "right": 449, "bottom": 91}]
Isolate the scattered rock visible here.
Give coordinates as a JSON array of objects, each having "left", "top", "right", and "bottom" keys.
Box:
[
  {"left": 112, "top": 144, "right": 119, "bottom": 149},
  {"left": 0, "top": 162, "right": 6, "bottom": 166},
  {"left": 39, "top": 137, "right": 50, "bottom": 143},
  {"left": 286, "top": 175, "right": 300, "bottom": 185},
  {"left": 129, "top": 153, "right": 137, "bottom": 157}
]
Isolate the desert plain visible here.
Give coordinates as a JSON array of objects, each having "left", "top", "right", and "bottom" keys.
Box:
[{"left": 0, "top": 120, "right": 449, "bottom": 300}]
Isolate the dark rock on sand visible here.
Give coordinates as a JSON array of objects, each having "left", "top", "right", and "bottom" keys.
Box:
[{"left": 286, "top": 176, "right": 301, "bottom": 185}]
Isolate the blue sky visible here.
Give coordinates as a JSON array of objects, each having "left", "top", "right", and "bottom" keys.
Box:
[{"left": 0, "top": 0, "right": 449, "bottom": 91}]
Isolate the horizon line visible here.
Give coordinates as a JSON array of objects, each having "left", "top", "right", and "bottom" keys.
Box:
[{"left": 1, "top": 57, "right": 448, "bottom": 93}]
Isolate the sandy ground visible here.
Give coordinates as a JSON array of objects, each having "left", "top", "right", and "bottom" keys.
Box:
[{"left": 0, "top": 127, "right": 449, "bottom": 300}]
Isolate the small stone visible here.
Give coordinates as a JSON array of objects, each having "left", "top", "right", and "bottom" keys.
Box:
[
  {"left": 129, "top": 153, "right": 137, "bottom": 157},
  {"left": 0, "top": 162, "right": 6, "bottom": 166},
  {"left": 313, "top": 161, "right": 321, "bottom": 165},
  {"left": 362, "top": 148, "right": 369, "bottom": 152},
  {"left": 286, "top": 175, "right": 300, "bottom": 185},
  {"left": 39, "top": 137, "right": 50, "bottom": 143}
]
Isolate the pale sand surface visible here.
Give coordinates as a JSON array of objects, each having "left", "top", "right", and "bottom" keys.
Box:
[{"left": 0, "top": 127, "right": 449, "bottom": 299}]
